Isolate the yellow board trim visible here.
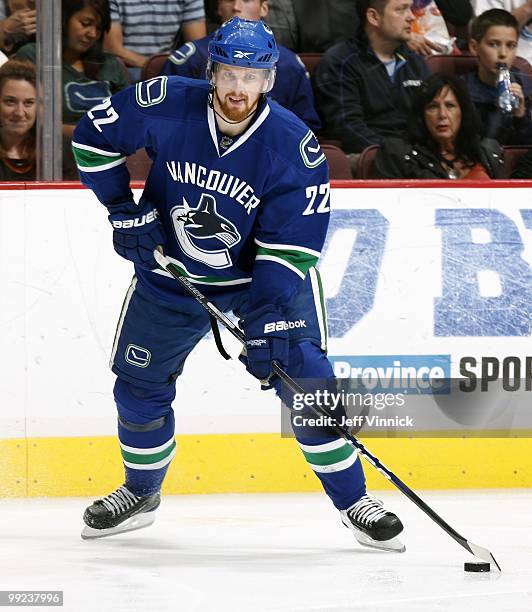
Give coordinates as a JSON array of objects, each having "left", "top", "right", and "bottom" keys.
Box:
[{"left": 1, "top": 434, "right": 532, "bottom": 497}]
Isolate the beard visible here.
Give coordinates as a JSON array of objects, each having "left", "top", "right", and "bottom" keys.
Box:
[{"left": 214, "top": 89, "right": 259, "bottom": 123}]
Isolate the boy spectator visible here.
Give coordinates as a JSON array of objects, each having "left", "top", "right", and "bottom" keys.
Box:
[
  {"left": 313, "top": 0, "right": 430, "bottom": 157},
  {"left": 474, "top": 1, "right": 532, "bottom": 63},
  {"left": 464, "top": 9, "right": 531, "bottom": 144},
  {"left": 104, "top": 0, "right": 206, "bottom": 79},
  {"left": 161, "top": 0, "right": 321, "bottom": 131}
]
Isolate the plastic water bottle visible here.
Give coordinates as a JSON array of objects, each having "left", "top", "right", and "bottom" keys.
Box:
[{"left": 496, "top": 63, "right": 519, "bottom": 114}]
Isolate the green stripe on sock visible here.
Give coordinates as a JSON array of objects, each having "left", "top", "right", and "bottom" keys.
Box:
[
  {"left": 72, "top": 146, "right": 124, "bottom": 168},
  {"left": 301, "top": 443, "right": 355, "bottom": 467},
  {"left": 256, "top": 246, "right": 318, "bottom": 275},
  {"left": 121, "top": 440, "right": 176, "bottom": 465}
]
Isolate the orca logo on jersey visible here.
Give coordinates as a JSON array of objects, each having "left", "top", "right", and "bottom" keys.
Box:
[{"left": 170, "top": 193, "right": 241, "bottom": 269}]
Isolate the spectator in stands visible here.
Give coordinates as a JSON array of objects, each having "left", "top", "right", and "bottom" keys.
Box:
[
  {"left": 511, "top": 148, "right": 532, "bottom": 176},
  {"left": 104, "top": 0, "right": 206, "bottom": 81},
  {"left": 0, "top": 1, "right": 36, "bottom": 57},
  {"left": 265, "top": 0, "right": 471, "bottom": 54},
  {"left": 409, "top": 1, "right": 473, "bottom": 56},
  {"left": 474, "top": 1, "right": 532, "bottom": 64},
  {"left": 313, "top": 0, "right": 430, "bottom": 168},
  {"left": 464, "top": 9, "right": 531, "bottom": 144},
  {"left": 373, "top": 73, "right": 505, "bottom": 178},
  {"left": 17, "top": 0, "right": 129, "bottom": 139},
  {"left": 161, "top": 0, "right": 321, "bottom": 131},
  {"left": 266, "top": 0, "right": 359, "bottom": 53},
  {"left": 0, "top": 58, "right": 35, "bottom": 179}
]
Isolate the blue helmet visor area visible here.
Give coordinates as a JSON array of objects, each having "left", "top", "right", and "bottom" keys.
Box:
[{"left": 207, "top": 59, "right": 277, "bottom": 94}]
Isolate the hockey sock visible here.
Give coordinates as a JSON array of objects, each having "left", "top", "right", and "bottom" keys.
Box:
[
  {"left": 296, "top": 436, "right": 366, "bottom": 510},
  {"left": 114, "top": 378, "right": 177, "bottom": 497},
  {"left": 281, "top": 341, "right": 367, "bottom": 510}
]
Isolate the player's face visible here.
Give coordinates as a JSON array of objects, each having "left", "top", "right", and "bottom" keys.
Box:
[
  {"left": 372, "top": 0, "right": 414, "bottom": 43},
  {"left": 217, "top": 0, "right": 268, "bottom": 23},
  {"left": 424, "top": 86, "right": 462, "bottom": 149},
  {"left": 0, "top": 78, "right": 36, "bottom": 138},
  {"left": 213, "top": 64, "right": 265, "bottom": 122},
  {"left": 66, "top": 5, "right": 102, "bottom": 55},
  {"left": 469, "top": 26, "right": 519, "bottom": 81}
]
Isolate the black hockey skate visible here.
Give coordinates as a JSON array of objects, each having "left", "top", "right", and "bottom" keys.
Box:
[
  {"left": 340, "top": 493, "right": 405, "bottom": 553},
  {"left": 81, "top": 485, "right": 160, "bottom": 540}
]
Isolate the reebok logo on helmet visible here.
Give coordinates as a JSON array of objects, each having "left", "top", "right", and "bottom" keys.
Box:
[{"left": 233, "top": 50, "right": 254, "bottom": 59}]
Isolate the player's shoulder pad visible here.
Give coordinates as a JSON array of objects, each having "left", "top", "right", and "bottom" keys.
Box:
[
  {"left": 266, "top": 101, "right": 326, "bottom": 172},
  {"left": 132, "top": 75, "right": 209, "bottom": 114}
]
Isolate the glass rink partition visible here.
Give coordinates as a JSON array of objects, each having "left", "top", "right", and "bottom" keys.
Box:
[{"left": 0, "top": 180, "right": 531, "bottom": 497}]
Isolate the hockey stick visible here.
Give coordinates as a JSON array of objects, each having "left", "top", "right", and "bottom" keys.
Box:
[{"left": 153, "top": 249, "right": 501, "bottom": 571}]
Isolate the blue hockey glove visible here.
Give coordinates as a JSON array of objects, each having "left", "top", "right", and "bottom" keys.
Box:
[
  {"left": 240, "top": 305, "right": 289, "bottom": 382},
  {"left": 108, "top": 199, "right": 167, "bottom": 270}
]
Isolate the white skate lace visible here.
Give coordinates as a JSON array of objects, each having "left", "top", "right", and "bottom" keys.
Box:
[
  {"left": 100, "top": 486, "right": 140, "bottom": 517},
  {"left": 347, "top": 494, "right": 389, "bottom": 528}
]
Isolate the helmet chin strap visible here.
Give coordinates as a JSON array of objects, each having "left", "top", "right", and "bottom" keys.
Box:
[{"left": 208, "top": 88, "right": 263, "bottom": 126}]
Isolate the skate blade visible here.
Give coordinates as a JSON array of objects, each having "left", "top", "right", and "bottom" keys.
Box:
[
  {"left": 81, "top": 511, "right": 156, "bottom": 540},
  {"left": 351, "top": 528, "right": 406, "bottom": 553}
]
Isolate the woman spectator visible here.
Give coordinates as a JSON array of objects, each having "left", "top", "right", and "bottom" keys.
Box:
[
  {"left": 373, "top": 74, "right": 505, "bottom": 179},
  {"left": 0, "top": 58, "right": 78, "bottom": 180},
  {"left": 16, "top": 0, "right": 129, "bottom": 138},
  {"left": 0, "top": 58, "right": 36, "bottom": 179}
]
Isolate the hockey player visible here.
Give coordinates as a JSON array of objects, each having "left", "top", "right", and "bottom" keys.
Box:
[
  {"left": 160, "top": 0, "right": 321, "bottom": 132},
  {"left": 73, "top": 17, "right": 404, "bottom": 552}
]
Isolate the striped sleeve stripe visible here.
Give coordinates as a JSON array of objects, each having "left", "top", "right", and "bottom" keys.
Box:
[
  {"left": 255, "top": 246, "right": 319, "bottom": 278},
  {"left": 255, "top": 239, "right": 321, "bottom": 258},
  {"left": 255, "top": 254, "right": 306, "bottom": 279},
  {"left": 71, "top": 141, "right": 123, "bottom": 157},
  {"left": 72, "top": 143, "right": 126, "bottom": 172}
]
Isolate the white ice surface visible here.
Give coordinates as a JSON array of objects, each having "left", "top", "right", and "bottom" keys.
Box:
[{"left": 0, "top": 490, "right": 531, "bottom": 612}]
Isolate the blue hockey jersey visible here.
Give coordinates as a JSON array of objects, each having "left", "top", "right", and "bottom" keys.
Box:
[
  {"left": 161, "top": 35, "right": 321, "bottom": 132},
  {"left": 72, "top": 76, "right": 330, "bottom": 313}
]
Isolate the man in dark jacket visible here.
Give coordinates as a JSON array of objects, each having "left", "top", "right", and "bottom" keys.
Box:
[{"left": 313, "top": 0, "right": 431, "bottom": 155}]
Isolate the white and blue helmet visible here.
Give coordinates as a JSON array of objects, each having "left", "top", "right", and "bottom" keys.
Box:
[{"left": 207, "top": 17, "right": 279, "bottom": 93}]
